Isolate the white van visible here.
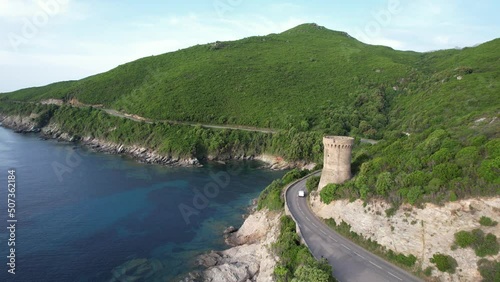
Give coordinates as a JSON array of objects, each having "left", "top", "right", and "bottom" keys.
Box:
[{"left": 298, "top": 190, "right": 305, "bottom": 197}]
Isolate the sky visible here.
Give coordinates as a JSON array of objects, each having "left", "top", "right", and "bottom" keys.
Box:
[{"left": 0, "top": 0, "right": 499, "bottom": 93}]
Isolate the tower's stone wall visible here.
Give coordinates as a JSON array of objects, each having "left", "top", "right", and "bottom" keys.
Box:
[{"left": 318, "top": 136, "right": 354, "bottom": 190}]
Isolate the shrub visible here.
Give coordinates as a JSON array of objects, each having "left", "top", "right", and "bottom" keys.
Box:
[
  {"left": 455, "top": 146, "right": 480, "bottom": 167},
  {"left": 432, "top": 163, "right": 462, "bottom": 182},
  {"left": 320, "top": 183, "right": 339, "bottom": 204},
  {"left": 387, "top": 250, "right": 417, "bottom": 267},
  {"left": 423, "top": 266, "right": 433, "bottom": 276},
  {"left": 454, "top": 230, "right": 474, "bottom": 248},
  {"left": 385, "top": 207, "right": 397, "bottom": 217},
  {"left": 406, "top": 186, "right": 423, "bottom": 204},
  {"left": 454, "top": 229, "right": 500, "bottom": 257},
  {"left": 306, "top": 176, "right": 321, "bottom": 193},
  {"left": 257, "top": 180, "right": 284, "bottom": 211},
  {"left": 430, "top": 253, "right": 457, "bottom": 273},
  {"left": 282, "top": 169, "right": 309, "bottom": 185},
  {"left": 375, "top": 172, "right": 392, "bottom": 196},
  {"left": 477, "top": 259, "right": 500, "bottom": 282},
  {"left": 478, "top": 157, "right": 500, "bottom": 184},
  {"left": 476, "top": 233, "right": 499, "bottom": 257},
  {"left": 273, "top": 216, "right": 335, "bottom": 282},
  {"left": 479, "top": 216, "right": 498, "bottom": 227},
  {"left": 291, "top": 264, "right": 332, "bottom": 282}
]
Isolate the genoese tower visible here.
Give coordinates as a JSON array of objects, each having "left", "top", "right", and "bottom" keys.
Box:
[{"left": 318, "top": 136, "right": 354, "bottom": 190}]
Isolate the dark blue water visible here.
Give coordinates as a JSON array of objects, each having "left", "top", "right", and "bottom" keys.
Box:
[{"left": 0, "top": 126, "right": 285, "bottom": 281}]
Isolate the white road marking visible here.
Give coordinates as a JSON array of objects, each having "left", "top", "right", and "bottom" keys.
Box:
[
  {"left": 354, "top": 252, "right": 365, "bottom": 259},
  {"left": 369, "top": 261, "right": 382, "bottom": 269},
  {"left": 328, "top": 236, "right": 338, "bottom": 242},
  {"left": 388, "top": 271, "right": 402, "bottom": 281},
  {"left": 320, "top": 230, "right": 328, "bottom": 236},
  {"left": 341, "top": 244, "right": 351, "bottom": 250}
]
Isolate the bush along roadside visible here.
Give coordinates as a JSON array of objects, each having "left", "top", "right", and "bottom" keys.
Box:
[
  {"left": 256, "top": 170, "right": 336, "bottom": 281},
  {"left": 257, "top": 169, "right": 310, "bottom": 211},
  {"left": 272, "top": 215, "right": 336, "bottom": 282}
]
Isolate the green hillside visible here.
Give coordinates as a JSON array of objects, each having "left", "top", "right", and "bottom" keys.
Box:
[
  {"left": 1, "top": 23, "right": 499, "bottom": 205},
  {"left": 1, "top": 23, "right": 421, "bottom": 136}
]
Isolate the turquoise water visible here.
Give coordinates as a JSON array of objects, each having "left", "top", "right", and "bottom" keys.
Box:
[{"left": 0, "top": 126, "right": 285, "bottom": 281}]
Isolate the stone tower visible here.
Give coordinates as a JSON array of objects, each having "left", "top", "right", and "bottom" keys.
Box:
[{"left": 318, "top": 136, "right": 354, "bottom": 190}]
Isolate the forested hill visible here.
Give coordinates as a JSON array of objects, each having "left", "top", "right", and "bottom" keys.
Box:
[
  {"left": 1, "top": 23, "right": 499, "bottom": 205},
  {"left": 2, "top": 23, "right": 498, "bottom": 140}
]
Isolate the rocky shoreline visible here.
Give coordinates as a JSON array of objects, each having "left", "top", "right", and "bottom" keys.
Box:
[
  {"left": 181, "top": 209, "right": 281, "bottom": 282},
  {"left": 0, "top": 114, "right": 311, "bottom": 169}
]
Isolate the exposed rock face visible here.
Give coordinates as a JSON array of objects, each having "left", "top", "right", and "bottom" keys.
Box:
[
  {"left": 185, "top": 210, "right": 281, "bottom": 282},
  {"left": 254, "top": 154, "right": 315, "bottom": 171},
  {"left": 0, "top": 114, "right": 40, "bottom": 133},
  {"left": 40, "top": 99, "right": 64, "bottom": 105},
  {"left": 41, "top": 123, "right": 201, "bottom": 167},
  {"left": 310, "top": 195, "right": 500, "bottom": 281}
]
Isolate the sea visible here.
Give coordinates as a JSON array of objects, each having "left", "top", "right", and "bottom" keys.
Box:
[{"left": 0, "top": 126, "right": 285, "bottom": 281}]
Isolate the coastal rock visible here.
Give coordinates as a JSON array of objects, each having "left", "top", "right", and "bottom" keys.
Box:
[
  {"left": 223, "top": 226, "right": 238, "bottom": 235},
  {"left": 0, "top": 114, "right": 40, "bottom": 133},
  {"left": 254, "top": 154, "right": 315, "bottom": 171},
  {"left": 186, "top": 210, "right": 281, "bottom": 282},
  {"left": 39, "top": 122, "right": 203, "bottom": 167},
  {"left": 309, "top": 195, "right": 500, "bottom": 282},
  {"left": 197, "top": 251, "right": 224, "bottom": 267}
]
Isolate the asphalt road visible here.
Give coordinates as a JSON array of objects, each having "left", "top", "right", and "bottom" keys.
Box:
[
  {"left": 285, "top": 173, "right": 422, "bottom": 282},
  {"left": 102, "top": 108, "right": 276, "bottom": 133}
]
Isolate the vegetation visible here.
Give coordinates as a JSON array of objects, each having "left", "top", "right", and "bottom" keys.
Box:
[
  {"left": 319, "top": 183, "right": 339, "bottom": 204},
  {"left": 429, "top": 253, "right": 457, "bottom": 273},
  {"left": 272, "top": 216, "right": 335, "bottom": 282},
  {"left": 306, "top": 176, "right": 320, "bottom": 193},
  {"left": 257, "top": 169, "right": 310, "bottom": 211},
  {"left": 1, "top": 23, "right": 498, "bottom": 282},
  {"left": 479, "top": 216, "right": 498, "bottom": 226},
  {"left": 1, "top": 23, "right": 499, "bottom": 206},
  {"left": 324, "top": 219, "right": 417, "bottom": 269},
  {"left": 317, "top": 127, "right": 499, "bottom": 206},
  {"left": 477, "top": 259, "right": 500, "bottom": 282},
  {"left": 453, "top": 229, "right": 499, "bottom": 257}
]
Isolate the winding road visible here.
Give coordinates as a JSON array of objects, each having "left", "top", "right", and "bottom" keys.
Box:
[{"left": 285, "top": 173, "right": 422, "bottom": 282}]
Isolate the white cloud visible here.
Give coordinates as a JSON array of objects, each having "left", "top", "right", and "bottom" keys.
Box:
[{"left": 434, "top": 35, "right": 451, "bottom": 45}]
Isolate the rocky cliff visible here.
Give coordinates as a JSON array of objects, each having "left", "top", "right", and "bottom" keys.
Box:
[
  {"left": 0, "top": 114, "right": 40, "bottom": 133},
  {"left": 310, "top": 195, "right": 500, "bottom": 281},
  {"left": 184, "top": 210, "right": 281, "bottom": 282}
]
